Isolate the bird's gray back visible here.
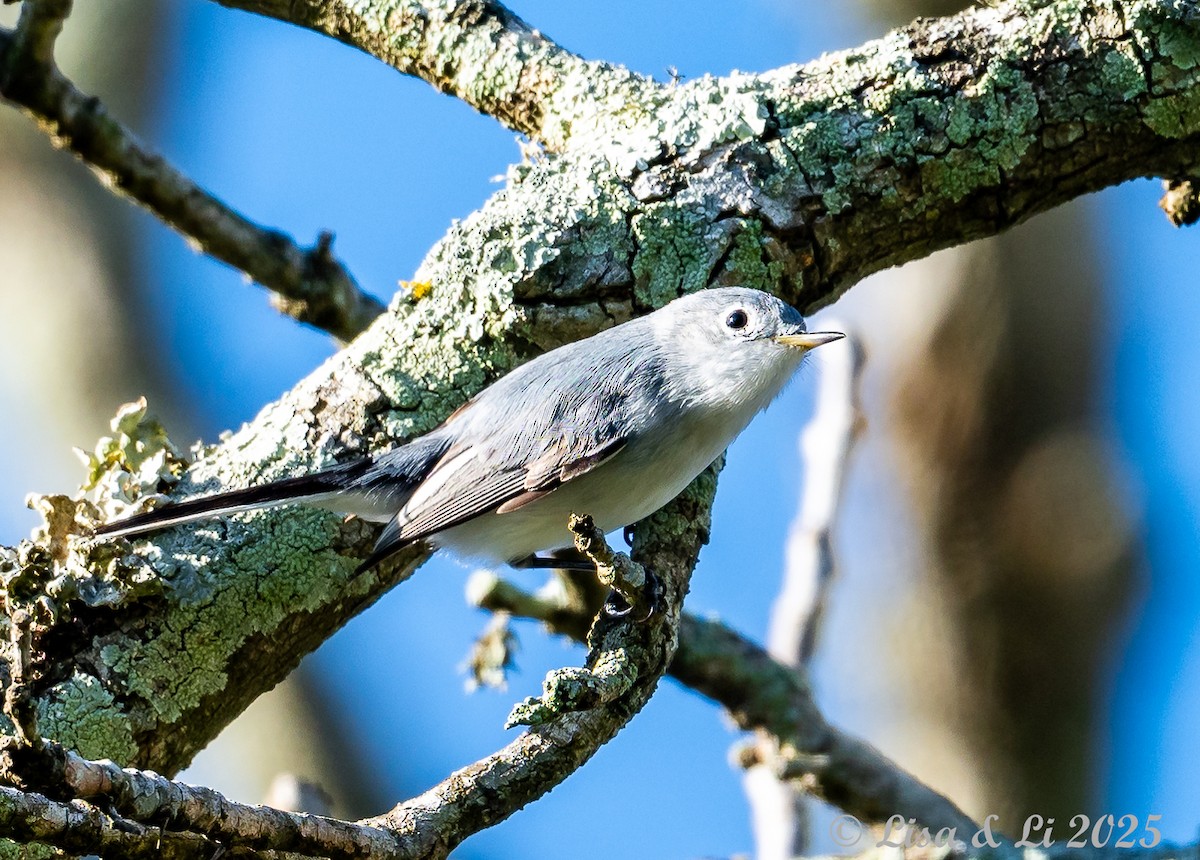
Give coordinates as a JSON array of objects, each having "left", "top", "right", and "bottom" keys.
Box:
[{"left": 448, "top": 317, "right": 672, "bottom": 465}]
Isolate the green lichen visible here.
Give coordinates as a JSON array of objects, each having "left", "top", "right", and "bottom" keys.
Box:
[
  {"left": 719, "top": 220, "right": 786, "bottom": 292},
  {"left": 976, "top": 64, "right": 1039, "bottom": 169},
  {"left": 1101, "top": 46, "right": 1149, "bottom": 104},
  {"left": 905, "top": 60, "right": 1039, "bottom": 205},
  {"left": 1136, "top": 4, "right": 1200, "bottom": 138},
  {"left": 506, "top": 648, "right": 639, "bottom": 728},
  {"left": 0, "top": 838, "right": 57, "bottom": 860},
  {"left": 94, "top": 510, "right": 367, "bottom": 727},
  {"left": 630, "top": 204, "right": 722, "bottom": 307},
  {"left": 1142, "top": 89, "right": 1200, "bottom": 137},
  {"left": 1154, "top": 15, "right": 1200, "bottom": 73},
  {"left": 75, "top": 397, "right": 189, "bottom": 523},
  {"left": 36, "top": 672, "right": 137, "bottom": 763}
]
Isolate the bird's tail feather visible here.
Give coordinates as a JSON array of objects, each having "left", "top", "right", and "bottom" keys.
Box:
[{"left": 94, "top": 461, "right": 370, "bottom": 539}]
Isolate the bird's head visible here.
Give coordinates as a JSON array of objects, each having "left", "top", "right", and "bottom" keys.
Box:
[{"left": 654, "top": 287, "right": 843, "bottom": 413}]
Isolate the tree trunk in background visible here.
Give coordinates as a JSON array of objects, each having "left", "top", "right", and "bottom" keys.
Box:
[
  {"left": 885, "top": 202, "right": 1136, "bottom": 825},
  {"left": 185, "top": 668, "right": 390, "bottom": 819},
  {"left": 801, "top": 0, "right": 1141, "bottom": 829},
  {"left": 0, "top": 1, "right": 384, "bottom": 818}
]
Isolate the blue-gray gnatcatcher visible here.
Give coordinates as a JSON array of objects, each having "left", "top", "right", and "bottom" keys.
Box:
[{"left": 97, "top": 287, "right": 842, "bottom": 572}]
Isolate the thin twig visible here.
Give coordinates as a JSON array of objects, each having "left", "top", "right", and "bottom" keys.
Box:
[
  {"left": 569, "top": 512, "right": 653, "bottom": 619},
  {"left": 775, "top": 326, "right": 865, "bottom": 667},
  {"left": 5, "top": 0, "right": 71, "bottom": 68},
  {"left": 0, "top": 20, "right": 383, "bottom": 342}
]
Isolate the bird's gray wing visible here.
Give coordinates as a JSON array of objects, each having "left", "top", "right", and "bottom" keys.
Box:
[
  {"left": 353, "top": 435, "right": 626, "bottom": 573},
  {"left": 390, "top": 435, "right": 627, "bottom": 542}
]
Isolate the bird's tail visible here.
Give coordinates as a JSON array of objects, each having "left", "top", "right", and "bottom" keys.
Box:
[{"left": 93, "top": 460, "right": 372, "bottom": 539}]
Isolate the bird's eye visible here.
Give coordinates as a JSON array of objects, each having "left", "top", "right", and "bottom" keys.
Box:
[{"left": 726, "top": 310, "right": 749, "bottom": 330}]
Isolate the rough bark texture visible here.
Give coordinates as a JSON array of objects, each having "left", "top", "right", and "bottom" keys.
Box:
[
  {"left": 219, "top": 0, "right": 1200, "bottom": 314},
  {"left": 0, "top": 0, "right": 1197, "bottom": 793}
]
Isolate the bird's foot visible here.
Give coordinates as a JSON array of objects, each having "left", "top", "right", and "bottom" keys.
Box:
[
  {"left": 602, "top": 567, "right": 661, "bottom": 622},
  {"left": 566, "top": 513, "right": 659, "bottom": 623}
]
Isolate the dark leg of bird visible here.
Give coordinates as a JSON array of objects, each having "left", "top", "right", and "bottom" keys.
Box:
[
  {"left": 509, "top": 550, "right": 596, "bottom": 572},
  {"left": 622, "top": 525, "right": 635, "bottom": 547}
]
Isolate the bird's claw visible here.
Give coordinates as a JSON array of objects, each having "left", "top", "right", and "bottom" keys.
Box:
[{"left": 603, "top": 568, "right": 661, "bottom": 622}]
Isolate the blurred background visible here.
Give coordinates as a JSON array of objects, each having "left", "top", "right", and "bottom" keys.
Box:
[{"left": 1, "top": 0, "right": 1197, "bottom": 856}]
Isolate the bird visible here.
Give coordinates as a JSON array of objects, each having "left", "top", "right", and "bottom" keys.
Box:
[{"left": 95, "top": 287, "right": 843, "bottom": 573}]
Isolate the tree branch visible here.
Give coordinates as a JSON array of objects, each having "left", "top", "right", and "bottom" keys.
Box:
[
  {"left": 3, "top": 740, "right": 396, "bottom": 859},
  {"left": 210, "top": 0, "right": 663, "bottom": 152},
  {"left": 470, "top": 579, "right": 979, "bottom": 838},
  {"left": 210, "top": 0, "right": 1200, "bottom": 316},
  {"left": 5, "top": 0, "right": 70, "bottom": 68},
  {"left": 770, "top": 325, "right": 865, "bottom": 669},
  {"left": 363, "top": 473, "right": 718, "bottom": 858},
  {"left": 745, "top": 326, "right": 866, "bottom": 858},
  {"left": 0, "top": 785, "right": 217, "bottom": 860},
  {"left": 674, "top": 616, "right": 978, "bottom": 836},
  {"left": 0, "top": 7, "right": 384, "bottom": 342}
]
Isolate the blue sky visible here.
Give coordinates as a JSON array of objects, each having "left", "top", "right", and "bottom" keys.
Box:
[{"left": 4, "top": 1, "right": 1199, "bottom": 856}]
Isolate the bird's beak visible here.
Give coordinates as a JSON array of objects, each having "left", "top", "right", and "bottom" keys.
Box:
[{"left": 773, "top": 330, "right": 845, "bottom": 350}]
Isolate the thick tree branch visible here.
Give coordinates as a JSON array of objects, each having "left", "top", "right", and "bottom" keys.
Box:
[
  {"left": 209, "top": 0, "right": 1200, "bottom": 316},
  {"left": 769, "top": 0, "right": 1200, "bottom": 309},
  {"left": 210, "top": 0, "right": 663, "bottom": 152},
  {"left": 4, "top": 740, "right": 396, "bottom": 858},
  {"left": 0, "top": 785, "right": 217, "bottom": 860},
  {"left": 0, "top": 11, "right": 384, "bottom": 342}
]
